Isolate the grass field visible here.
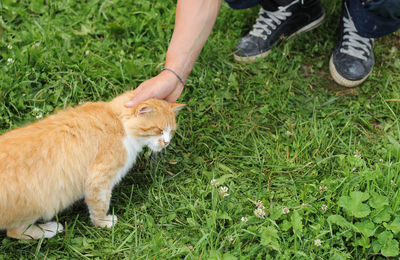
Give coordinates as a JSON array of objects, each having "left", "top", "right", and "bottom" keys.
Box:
[{"left": 1, "top": 0, "right": 400, "bottom": 259}]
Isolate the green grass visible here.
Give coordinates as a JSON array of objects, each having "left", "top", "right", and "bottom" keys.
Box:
[{"left": 1, "top": 0, "right": 400, "bottom": 259}]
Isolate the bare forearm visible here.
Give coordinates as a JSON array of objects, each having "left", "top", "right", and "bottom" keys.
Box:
[
  {"left": 125, "top": 0, "right": 221, "bottom": 107},
  {"left": 165, "top": 0, "right": 222, "bottom": 81}
]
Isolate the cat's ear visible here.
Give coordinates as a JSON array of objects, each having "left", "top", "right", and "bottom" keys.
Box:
[
  {"left": 171, "top": 103, "right": 185, "bottom": 114},
  {"left": 135, "top": 105, "right": 153, "bottom": 116}
]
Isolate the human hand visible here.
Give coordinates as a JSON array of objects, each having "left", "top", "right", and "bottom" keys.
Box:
[{"left": 125, "top": 70, "right": 184, "bottom": 107}]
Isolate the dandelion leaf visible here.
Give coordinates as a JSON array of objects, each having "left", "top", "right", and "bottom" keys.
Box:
[
  {"left": 291, "top": 211, "right": 303, "bottom": 237},
  {"left": 260, "top": 226, "right": 280, "bottom": 251}
]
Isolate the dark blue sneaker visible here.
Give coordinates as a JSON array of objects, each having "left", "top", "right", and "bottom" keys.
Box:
[
  {"left": 234, "top": 0, "right": 325, "bottom": 63},
  {"left": 329, "top": 1, "right": 374, "bottom": 87}
]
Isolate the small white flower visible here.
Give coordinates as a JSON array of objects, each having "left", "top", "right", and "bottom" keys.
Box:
[
  {"left": 7, "top": 45, "right": 12, "bottom": 49},
  {"left": 254, "top": 208, "right": 266, "bottom": 219},
  {"left": 210, "top": 179, "right": 218, "bottom": 187},
  {"left": 321, "top": 204, "right": 328, "bottom": 211},
  {"left": 241, "top": 217, "right": 248, "bottom": 222},
  {"left": 218, "top": 186, "right": 229, "bottom": 197},
  {"left": 379, "top": 158, "right": 383, "bottom": 162},
  {"left": 285, "top": 130, "right": 294, "bottom": 136},
  {"left": 7, "top": 58, "right": 14, "bottom": 64},
  {"left": 32, "top": 107, "right": 40, "bottom": 113},
  {"left": 391, "top": 180, "right": 397, "bottom": 186},
  {"left": 255, "top": 200, "right": 265, "bottom": 209},
  {"left": 85, "top": 50, "right": 90, "bottom": 55},
  {"left": 314, "top": 239, "right": 322, "bottom": 247},
  {"left": 354, "top": 150, "right": 362, "bottom": 158},
  {"left": 301, "top": 203, "right": 308, "bottom": 209},
  {"left": 219, "top": 186, "right": 228, "bottom": 193},
  {"left": 282, "top": 207, "right": 290, "bottom": 214},
  {"left": 319, "top": 185, "right": 327, "bottom": 193},
  {"left": 36, "top": 113, "right": 43, "bottom": 119}
]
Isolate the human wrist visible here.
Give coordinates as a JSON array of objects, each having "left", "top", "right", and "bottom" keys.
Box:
[
  {"left": 161, "top": 67, "right": 185, "bottom": 86},
  {"left": 159, "top": 68, "right": 184, "bottom": 87}
]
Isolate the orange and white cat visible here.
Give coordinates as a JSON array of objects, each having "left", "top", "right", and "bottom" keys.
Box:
[{"left": 0, "top": 91, "right": 184, "bottom": 240}]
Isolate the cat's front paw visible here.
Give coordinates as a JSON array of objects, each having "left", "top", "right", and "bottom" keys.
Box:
[{"left": 93, "top": 215, "right": 118, "bottom": 228}]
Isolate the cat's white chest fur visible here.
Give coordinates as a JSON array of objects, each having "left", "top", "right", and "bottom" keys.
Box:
[{"left": 112, "top": 136, "right": 142, "bottom": 188}]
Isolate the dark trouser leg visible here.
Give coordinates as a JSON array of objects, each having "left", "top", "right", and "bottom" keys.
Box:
[
  {"left": 224, "top": 0, "right": 258, "bottom": 9},
  {"left": 347, "top": 0, "right": 400, "bottom": 38},
  {"left": 258, "top": 0, "right": 320, "bottom": 11}
]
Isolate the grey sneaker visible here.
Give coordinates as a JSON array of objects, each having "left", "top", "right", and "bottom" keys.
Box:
[
  {"left": 234, "top": 0, "right": 325, "bottom": 63},
  {"left": 329, "top": 1, "right": 374, "bottom": 87}
]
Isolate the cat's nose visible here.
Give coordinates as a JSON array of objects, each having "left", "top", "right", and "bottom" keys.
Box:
[{"left": 163, "top": 140, "right": 170, "bottom": 146}]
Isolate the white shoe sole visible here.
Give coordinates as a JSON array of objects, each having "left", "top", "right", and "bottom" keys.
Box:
[
  {"left": 234, "top": 11, "right": 326, "bottom": 63},
  {"left": 329, "top": 55, "right": 370, "bottom": 87}
]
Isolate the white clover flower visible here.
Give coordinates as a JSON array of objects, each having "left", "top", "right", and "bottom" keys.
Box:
[
  {"left": 7, "top": 45, "right": 12, "bottom": 49},
  {"left": 282, "top": 207, "right": 290, "bottom": 214},
  {"left": 7, "top": 58, "right": 14, "bottom": 64},
  {"left": 218, "top": 186, "right": 229, "bottom": 197},
  {"left": 210, "top": 179, "right": 218, "bottom": 187},
  {"left": 321, "top": 204, "right": 328, "bottom": 211},
  {"left": 85, "top": 50, "right": 90, "bottom": 55},
  {"left": 254, "top": 208, "right": 266, "bottom": 219},
  {"left": 379, "top": 158, "right": 383, "bottom": 162},
  {"left": 241, "top": 217, "right": 248, "bottom": 222},
  {"left": 354, "top": 150, "right": 362, "bottom": 158},
  {"left": 36, "top": 113, "right": 43, "bottom": 119},
  {"left": 314, "top": 239, "right": 322, "bottom": 247},
  {"left": 255, "top": 200, "right": 265, "bottom": 209},
  {"left": 300, "top": 203, "right": 308, "bottom": 209},
  {"left": 285, "top": 130, "right": 294, "bottom": 136},
  {"left": 32, "top": 107, "right": 40, "bottom": 113},
  {"left": 319, "top": 185, "right": 327, "bottom": 193}
]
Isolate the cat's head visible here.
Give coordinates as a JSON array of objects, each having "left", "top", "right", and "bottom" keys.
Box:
[{"left": 118, "top": 98, "right": 185, "bottom": 152}]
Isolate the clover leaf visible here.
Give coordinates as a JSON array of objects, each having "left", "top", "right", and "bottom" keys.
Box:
[
  {"left": 338, "top": 191, "right": 371, "bottom": 218},
  {"left": 371, "top": 206, "right": 392, "bottom": 224},
  {"left": 384, "top": 217, "right": 400, "bottom": 234},
  {"left": 369, "top": 193, "right": 389, "bottom": 209},
  {"left": 375, "top": 231, "right": 400, "bottom": 257},
  {"left": 354, "top": 220, "right": 375, "bottom": 237}
]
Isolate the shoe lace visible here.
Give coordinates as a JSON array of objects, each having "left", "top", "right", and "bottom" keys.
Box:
[
  {"left": 249, "top": 0, "right": 300, "bottom": 40},
  {"left": 340, "top": 6, "right": 374, "bottom": 61}
]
